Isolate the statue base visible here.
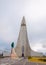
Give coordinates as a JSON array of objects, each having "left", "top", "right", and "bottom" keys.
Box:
[{"left": 11, "top": 48, "right": 18, "bottom": 59}]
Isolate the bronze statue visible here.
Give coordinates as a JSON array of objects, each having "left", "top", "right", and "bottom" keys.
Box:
[{"left": 11, "top": 42, "right": 14, "bottom": 48}]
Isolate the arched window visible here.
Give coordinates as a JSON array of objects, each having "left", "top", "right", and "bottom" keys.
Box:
[
  {"left": 22, "top": 46, "right": 24, "bottom": 53},
  {"left": 22, "top": 46, "right": 24, "bottom": 57}
]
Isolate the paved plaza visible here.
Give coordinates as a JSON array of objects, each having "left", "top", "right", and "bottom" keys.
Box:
[{"left": 0, "top": 58, "right": 46, "bottom": 65}]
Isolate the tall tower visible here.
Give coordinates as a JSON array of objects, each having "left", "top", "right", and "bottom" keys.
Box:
[{"left": 15, "top": 16, "right": 31, "bottom": 57}]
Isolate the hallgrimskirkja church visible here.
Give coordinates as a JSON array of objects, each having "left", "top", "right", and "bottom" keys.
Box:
[{"left": 15, "top": 17, "right": 43, "bottom": 57}]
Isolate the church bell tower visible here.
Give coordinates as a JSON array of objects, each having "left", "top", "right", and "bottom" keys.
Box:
[{"left": 15, "top": 16, "right": 31, "bottom": 57}]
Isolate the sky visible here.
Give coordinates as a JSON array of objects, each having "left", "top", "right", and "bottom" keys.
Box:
[{"left": 0, "top": 0, "right": 46, "bottom": 54}]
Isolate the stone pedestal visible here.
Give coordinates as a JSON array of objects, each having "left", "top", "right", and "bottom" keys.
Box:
[{"left": 11, "top": 48, "right": 18, "bottom": 59}]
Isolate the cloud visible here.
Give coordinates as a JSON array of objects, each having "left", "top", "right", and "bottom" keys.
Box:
[
  {"left": 0, "top": 0, "right": 46, "bottom": 53},
  {"left": 30, "top": 43, "right": 42, "bottom": 51},
  {"left": 30, "top": 42, "right": 46, "bottom": 53}
]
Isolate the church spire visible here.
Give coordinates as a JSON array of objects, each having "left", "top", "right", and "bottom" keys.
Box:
[
  {"left": 15, "top": 16, "right": 31, "bottom": 57},
  {"left": 21, "top": 16, "right": 26, "bottom": 26}
]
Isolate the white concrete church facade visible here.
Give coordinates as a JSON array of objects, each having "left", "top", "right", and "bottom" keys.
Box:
[{"left": 15, "top": 17, "right": 43, "bottom": 57}]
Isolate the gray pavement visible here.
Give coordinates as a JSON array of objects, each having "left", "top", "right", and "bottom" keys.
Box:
[
  {"left": 0, "top": 58, "right": 46, "bottom": 65},
  {"left": 25, "top": 62, "right": 46, "bottom": 65}
]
